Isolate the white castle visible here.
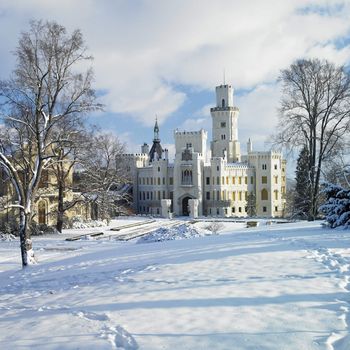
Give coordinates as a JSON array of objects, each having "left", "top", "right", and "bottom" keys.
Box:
[{"left": 122, "top": 84, "right": 286, "bottom": 218}]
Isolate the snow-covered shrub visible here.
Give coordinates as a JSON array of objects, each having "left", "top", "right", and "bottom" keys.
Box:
[
  {"left": 205, "top": 221, "right": 224, "bottom": 235},
  {"left": 0, "top": 233, "right": 17, "bottom": 241},
  {"left": 320, "top": 182, "right": 350, "bottom": 228},
  {"left": 68, "top": 216, "right": 107, "bottom": 229},
  {"left": 138, "top": 223, "right": 208, "bottom": 243}
]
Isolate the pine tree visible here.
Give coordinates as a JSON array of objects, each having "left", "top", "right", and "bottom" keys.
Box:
[
  {"left": 320, "top": 183, "right": 350, "bottom": 228},
  {"left": 294, "top": 146, "right": 311, "bottom": 218}
]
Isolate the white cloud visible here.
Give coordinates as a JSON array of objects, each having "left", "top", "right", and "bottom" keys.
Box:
[{"left": 0, "top": 0, "right": 350, "bottom": 127}]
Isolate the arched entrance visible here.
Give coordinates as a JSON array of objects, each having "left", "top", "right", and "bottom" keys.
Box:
[{"left": 182, "top": 196, "right": 191, "bottom": 216}]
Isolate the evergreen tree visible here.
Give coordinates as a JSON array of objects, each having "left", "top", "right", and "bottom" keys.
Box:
[
  {"left": 294, "top": 146, "right": 311, "bottom": 218},
  {"left": 320, "top": 183, "right": 350, "bottom": 228}
]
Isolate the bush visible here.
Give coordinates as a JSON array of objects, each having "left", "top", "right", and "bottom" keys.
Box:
[{"left": 320, "top": 182, "right": 350, "bottom": 228}]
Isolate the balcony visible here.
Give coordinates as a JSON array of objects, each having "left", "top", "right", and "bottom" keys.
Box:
[{"left": 210, "top": 106, "right": 239, "bottom": 112}]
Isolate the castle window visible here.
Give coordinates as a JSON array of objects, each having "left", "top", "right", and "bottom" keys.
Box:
[
  {"left": 181, "top": 169, "right": 192, "bottom": 185},
  {"left": 238, "top": 177, "right": 242, "bottom": 185},
  {"left": 245, "top": 176, "right": 248, "bottom": 184},
  {"left": 163, "top": 191, "right": 166, "bottom": 199},
  {"left": 221, "top": 134, "right": 226, "bottom": 140},
  {"left": 169, "top": 177, "right": 173, "bottom": 185},
  {"left": 217, "top": 208, "right": 220, "bottom": 215},
  {"left": 251, "top": 176, "right": 254, "bottom": 184},
  {"left": 239, "top": 191, "right": 242, "bottom": 201},
  {"left": 206, "top": 177, "right": 210, "bottom": 185},
  {"left": 232, "top": 177, "right": 235, "bottom": 184},
  {"left": 158, "top": 178, "right": 161, "bottom": 185},
  {"left": 226, "top": 176, "right": 229, "bottom": 185},
  {"left": 274, "top": 164, "right": 278, "bottom": 170},
  {"left": 206, "top": 191, "right": 210, "bottom": 200},
  {"left": 216, "top": 191, "right": 220, "bottom": 200},
  {"left": 232, "top": 192, "right": 236, "bottom": 201},
  {"left": 232, "top": 207, "right": 235, "bottom": 213},
  {"left": 222, "top": 99, "right": 225, "bottom": 108},
  {"left": 158, "top": 167, "right": 160, "bottom": 172},
  {"left": 262, "top": 176, "right": 267, "bottom": 184},
  {"left": 221, "top": 122, "right": 226, "bottom": 128},
  {"left": 225, "top": 208, "right": 228, "bottom": 215},
  {"left": 163, "top": 177, "right": 165, "bottom": 185},
  {"left": 217, "top": 166, "right": 219, "bottom": 171},
  {"left": 275, "top": 206, "right": 278, "bottom": 212},
  {"left": 263, "top": 206, "right": 267, "bottom": 212},
  {"left": 217, "top": 176, "right": 220, "bottom": 185},
  {"left": 262, "top": 164, "right": 267, "bottom": 170},
  {"left": 274, "top": 190, "right": 278, "bottom": 200},
  {"left": 239, "top": 207, "right": 242, "bottom": 213},
  {"left": 261, "top": 189, "right": 268, "bottom": 200},
  {"left": 274, "top": 176, "right": 278, "bottom": 184},
  {"left": 186, "top": 143, "right": 192, "bottom": 149}
]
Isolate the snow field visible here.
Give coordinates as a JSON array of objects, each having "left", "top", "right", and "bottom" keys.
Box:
[{"left": 0, "top": 219, "right": 349, "bottom": 349}]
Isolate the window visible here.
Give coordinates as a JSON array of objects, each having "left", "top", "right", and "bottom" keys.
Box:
[
  {"left": 274, "top": 176, "right": 278, "bottom": 184},
  {"left": 274, "top": 190, "right": 278, "bottom": 200},
  {"left": 146, "top": 178, "right": 149, "bottom": 185},
  {"left": 275, "top": 206, "right": 278, "bottom": 212},
  {"left": 239, "top": 207, "right": 242, "bottom": 213},
  {"left": 147, "top": 192, "right": 149, "bottom": 199},
  {"left": 222, "top": 176, "right": 224, "bottom": 184},
  {"left": 232, "top": 177, "right": 235, "bottom": 184},
  {"left": 245, "top": 191, "right": 248, "bottom": 200},
  {"left": 222, "top": 99, "right": 225, "bottom": 108},
  {"left": 151, "top": 178, "right": 153, "bottom": 185},
  {"left": 274, "top": 164, "right": 278, "bottom": 170},
  {"left": 163, "top": 177, "right": 165, "bottom": 185},
  {"left": 217, "top": 166, "right": 219, "bottom": 171},
  {"left": 163, "top": 191, "right": 166, "bottom": 199},
  {"left": 226, "top": 176, "right": 229, "bottom": 185},
  {"left": 158, "top": 166, "right": 160, "bottom": 172},
  {"left": 186, "top": 143, "right": 192, "bottom": 149},
  {"left": 262, "top": 176, "right": 267, "bottom": 184},
  {"left": 221, "top": 134, "right": 226, "bottom": 140},
  {"left": 261, "top": 189, "right": 268, "bottom": 200},
  {"left": 169, "top": 177, "right": 173, "bottom": 185},
  {"left": 239, "top": 191, "right": 242, "bottom": 201},
  {"left": 158, "top": 191, "right": 161, "bottom": 200},
  {"left": 232, "top": 207, "right": 235, "bottom": 213},
  {"left": 217, "top": 208, "right": 220, "bottom": 215},
  {"left": 225, "top": 208, "right": 228, "bottom": 214},
  {"left": 232, "top": 192, "right": 236, "bottom": 201},
  {"left": 206, "top": 191, "right": 210, "bottom": 200},
  {"left": 263, "top": 206, "right": 267, "bottom": 212},
  {"left": 221, "top": 122, "right": 226, "bottom": 128},
  {"left": 251, "top": 176, "right": 254, "bottom": 184},
  {"left": 206, "top": 177, "right": 210, "bottom": 185},
  {"left": 181, "top": 169, "right": 192, "bottom": 185},
  {"left": 245, "top": 177, "right": 248, "bottom": 185},
  {"left": 157, "top": 177, "right": 161, "bottom": 185},
  {"left": 216, "top": 191, "right": 220, "bottom": 200},
  {"left": 262, "top": 164, "right": 267, "bottom": 170},
  {"left": 217, "top": 176, "right": 220, "bottom": 185}
]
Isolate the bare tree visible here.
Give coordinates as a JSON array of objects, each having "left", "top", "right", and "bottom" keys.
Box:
[
  {"left": 274, "top": 58, "right": 350, "bottom": 220},
  {"left": 0, "top": 20, "right": 99, "bottom": 267},
  {"left": 49, "top": 120, "right": 90, "bottom": 233},
  {"left": 79, "top": 132, "right": 128, "bottom": 223}
]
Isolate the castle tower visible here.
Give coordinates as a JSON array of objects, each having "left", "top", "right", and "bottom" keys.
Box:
[
  {"left": 210, "top": 84, "right": 241, "bottom": 162},
  {"left": 149, "top": 118, "right": 163, "bottom": 162}
]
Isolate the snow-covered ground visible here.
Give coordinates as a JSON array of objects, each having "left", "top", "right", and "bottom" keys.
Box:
[{"left": 0, "top": 218, "right": 349, "bottom": 350}]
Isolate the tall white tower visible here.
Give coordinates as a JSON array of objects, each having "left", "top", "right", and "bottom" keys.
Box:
[{"left": 210, "top": 84, "right": 241, "bottom": 162}]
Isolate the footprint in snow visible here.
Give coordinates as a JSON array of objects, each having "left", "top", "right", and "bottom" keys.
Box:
[
  {"left": 73, "top": 310, "right": 110, "bottom": 321},
  {"left": 101, "top": 325, "right": 138, "bottom": 350}
]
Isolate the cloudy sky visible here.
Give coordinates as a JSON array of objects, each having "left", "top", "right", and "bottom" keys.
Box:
[{"left": 0, "top": 0, "right": 350, "bottom": 161}]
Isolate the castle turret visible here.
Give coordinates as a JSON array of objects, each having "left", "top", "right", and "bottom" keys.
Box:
[{"left": 149, "top": 118, "right": 163, "bottom": 162}]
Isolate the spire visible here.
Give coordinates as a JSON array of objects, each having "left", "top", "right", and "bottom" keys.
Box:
[
  {"left": 149, "top": 116, "right": 163, "bottom": 162},
  {"left": 153, "top": 116, "right": 160, "bottom": 141}
]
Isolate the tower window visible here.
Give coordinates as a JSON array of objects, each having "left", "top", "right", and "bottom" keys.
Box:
[
  {"left": 221, "top": 122, "right": 226, "bottom": 128},
  {"left": 221, "top": 134, "right": 226, "bottom": 140},
  {"left": 222, "top": 99, "right": 225, "bottom": 107}
]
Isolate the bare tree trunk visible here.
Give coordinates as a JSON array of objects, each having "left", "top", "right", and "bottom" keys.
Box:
[
  {"left": 56, "top": 181, "right": 64, "bottom": 233},
  {"left": 19, "top": 208, "right": 32, "bottom": 268}
]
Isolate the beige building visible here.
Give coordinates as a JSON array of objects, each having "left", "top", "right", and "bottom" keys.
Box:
[{"left": 123, "top": 83, "right": 286, "bottom": 218}]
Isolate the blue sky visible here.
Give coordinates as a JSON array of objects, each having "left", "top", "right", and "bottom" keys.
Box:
[{"left": 0, "top": 0, "right": 350, "bottom": 167}]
